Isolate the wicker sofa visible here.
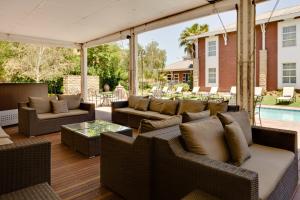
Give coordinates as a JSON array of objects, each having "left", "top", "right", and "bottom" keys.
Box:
[
  {"left": 112, "top": 98, "right": 238, "bottom": 129},
  {"left": 153, "top": 125, "right": 298, "bottom": 200},
  {"left": 0, "top": 138, "right": 60, "bottom": 200},
  {"left": 18, "top": 101, "right": 95, "bottom": 137}
]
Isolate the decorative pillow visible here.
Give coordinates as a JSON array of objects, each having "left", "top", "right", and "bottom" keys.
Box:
[
  {"left": 180, "top": 117, "right": 230, "bottom": 162},
  {"left": 224, "top": 122, "right": 251, "bottom": 166},
  {"left": 149, "top": 98, "right": 166, "bottom": 112},
  {"left": 160, "top": 100, "right": 178, "bottom": 115},
  {"left": 139, "top": 115, "right": 182, "bottom": 133},
  {"left": 182, "top": 110, "right": 210, "bottom": 123},
  {"left": 128, "top": 96, "right": 143, "bottom": 108},
  {"left": 28, "top": 96, "right": 57, "bottom": 114},
  {"left": 217, "top": 111, "right": 252, "bottom": 145},
  {"left": 58, "top": 94, "right": 81, "bottom": 110},
  {"left": 208, "top": 102, "right": 228, "bottom": 116},
  {"left": 134, "top": 99, "right": 150, "bottom": 111},
  {"left": 51, "top": 100, "right": 69, "bottom": 114},
  {"left": 177, "top": 100, "right": 207, "bottom": 115}
]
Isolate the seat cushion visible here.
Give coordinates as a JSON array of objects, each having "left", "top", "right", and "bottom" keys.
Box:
[
  {"left": 224, "top": 122, "right": 250, "bottom": 166},
  {"left": 58, "top": 94, "right": 81, "bottom": 110},
  {"left": 29, "top": 96, "right": 57, "bottom": 114},
  {"left": 177, "top": 100, "right": 207, "bottom": 115},
  {"left": 115, "top": 108, "right": 171, "bottom": 120},
  {"left": 180, "top": 117, "right": 230, "bottom": 162},
  {"left": 139, "top": 115, "right": 182, "bottom": 133},
  {"left": 149, "top": 98, "right": 166, "bottom": 112},
  {"left": 51, "top": 100, "right": 69, "bottom": 114},
  {"left": 0, "top": 183, "right": 61, "bottom": 200},
  {"left": 241, "top": 144, "right": 295, "bottom": 200},
  {"left": 37, "top": 109, "right": 88, "bottom": 120},
  {"left": 182, "top": 110, "right": 210, "bottom": 123},
  {"left": 0, "top": 127, "right": 9, "bottom": 138},
  {"left": 217, "top": 111, "right": 253, "bottom": 145},
  {"left": 0, "top": 138, "right": 13, "bottom": 146}
]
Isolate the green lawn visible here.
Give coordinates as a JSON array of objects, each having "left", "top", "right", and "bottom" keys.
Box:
[{"left": 261, "top": 95, "right": 300, "bottom": 107}]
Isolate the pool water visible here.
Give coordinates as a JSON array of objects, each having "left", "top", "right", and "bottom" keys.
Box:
[{"left": 257, "top": 107, "right": 300, "bottom": 122}]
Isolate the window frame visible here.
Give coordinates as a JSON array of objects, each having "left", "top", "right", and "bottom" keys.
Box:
[
  {"left": 208, "top": 68, "right": 217, "bottom": 84},
  {"left": 282, "top": 25, "right": 297, "bottom": 47},
  {"left": 282, "top": 63, "right": 297, "bottom": 84},
  {"left": 208, "top": 41, "right": 217, "bottom": 57}
]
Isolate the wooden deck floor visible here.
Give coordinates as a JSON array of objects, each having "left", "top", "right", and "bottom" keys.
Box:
[{"left": 4, "top": 126, "right": 123, "bottom": 200}]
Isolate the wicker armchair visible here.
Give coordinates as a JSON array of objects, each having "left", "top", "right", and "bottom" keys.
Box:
[
  {"left": 100, "top": 126, "right": 179, "bottom": 200},
  {"left": 153, "top": 126, "right": 298, "bottom": 200},
  {"left": 0, "top": 139, "right": 60, "bottom": 200}
]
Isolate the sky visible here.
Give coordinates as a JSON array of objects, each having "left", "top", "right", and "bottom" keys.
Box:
[{"left": 134, "top": 0, "right": 300, "bottom": 65}]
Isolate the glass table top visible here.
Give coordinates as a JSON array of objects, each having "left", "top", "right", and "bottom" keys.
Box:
[{"left": 62, "top": 120, "right": 131, "bottom": 138}]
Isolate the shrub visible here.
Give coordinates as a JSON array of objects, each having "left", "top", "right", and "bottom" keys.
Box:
[{"left": 174, "top": 83, "right": 190, "bottom": 92}]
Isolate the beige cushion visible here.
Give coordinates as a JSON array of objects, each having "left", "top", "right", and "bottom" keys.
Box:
[
  {"left": 128, "top": 96, "right": 143, "bottom": 108},
  {"left": 0, "top": 127, "right": 9, "bottom": 138},
  {"left": 241, "top": 144, "right": 295, "bottom": 200},
  {"left": 58, "top": 94, "right": 81, "bottom": 110},
  {"left": 149, "top": 98, "right": 166, "bottom": 112},
  {"left": 208, "top": 102, "right": 228, "bottom": 116},
  {"left": 180, "top": 117, "right": 230, "bottom": 162},
  {"left": 37, "top": 109, "right": 88, "bottom": 120},
  {"left": 177, "top": 100, "right": 207, "bottom": 114},
  {"left": 115, "top": 108, "right": 171, "bottom": 120},
  {"left": 139, "top": 115, "right": 182, "bottom": 133},
  {"left": 134, "top": 98, "right": 150, "bottom": 111},
  {"left": 29, "top": 96, "right": 57, "bottom": 114},
  {"left": 182, "top": 110, "right": 210, "bottom": 123},
  {"left": 51, "top": 100, "right": 69, "bottom": 114},
  {"left": 0, "top": 138, "right": 13, "bottom": 146},
  {"left": 224, "top": 122, "right": 251, "bottom": 166},
  {"left": 160, "top": 100, "right": 178, "bottom": 115},
  {"left": 217, "top": 111, "right": 253, "bottom": 145}
]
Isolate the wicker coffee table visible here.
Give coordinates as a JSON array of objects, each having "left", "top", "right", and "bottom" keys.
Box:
[{"left": 61, "top": 120, "right": 132, "bottom": 157}]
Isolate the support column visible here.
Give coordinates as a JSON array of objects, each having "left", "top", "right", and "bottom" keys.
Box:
[
  {"left": 128, "top": 29, "right": 138, "bottom": 95},
  {"left": 80, "top": 45, "right": 88, "bottom": 101},
  {"left": 259, "top": 24, "right": 268, "bottom": 90},
  {"left": 193, "top": 41, "right": 199, "bottom": 87},
  {"left": 236, "top": 0, "right": 256, "bottom": 122}
]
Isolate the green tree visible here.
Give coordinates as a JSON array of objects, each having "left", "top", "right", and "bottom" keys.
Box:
[
  {"left": 179, "top": 23, "right": 208, "bottom": 58},
  {"left": 0, "top": 41, "right": 17, "bottom": 81}
]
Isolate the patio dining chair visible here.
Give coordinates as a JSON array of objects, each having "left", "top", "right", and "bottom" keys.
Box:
[{"left": 276, "top": 87, "right": 296, "bottom": 104}]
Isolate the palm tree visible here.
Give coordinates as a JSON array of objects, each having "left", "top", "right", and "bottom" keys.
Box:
[{"left": 179, "top": 23, "right": 209, "bottom": 58}]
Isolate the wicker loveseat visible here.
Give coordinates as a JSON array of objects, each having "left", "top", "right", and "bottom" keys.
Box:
[
  {"left": 18, "top": 96, "right": 95, "bottom": 136},
  {"left": 112, "top": 97, "right": 238, "bottom": 129},
  {"left": 153, "top": 125, "right": 298, "bottom": 200},
  {"left": 0, "top": 139, "right": 60, "bottom": 200}
]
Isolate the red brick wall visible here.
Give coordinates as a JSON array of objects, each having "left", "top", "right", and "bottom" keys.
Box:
[{"left": 197, "top": 21, "right": 278, "bottom": 91}]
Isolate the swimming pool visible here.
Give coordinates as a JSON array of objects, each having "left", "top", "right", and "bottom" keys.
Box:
[{"left": 257, "top": 107, "right": 300, "bottom": 122}]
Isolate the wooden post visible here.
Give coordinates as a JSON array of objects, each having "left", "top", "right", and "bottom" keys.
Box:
[
  {"left": 80, "top": 45, "right": 88, "bottom": 101},
  {"left": 128, "top": 29, "right": 138, "bottom": 95},
  {"left": 236, "top": 0, "right": 256, "bottom": 123}
]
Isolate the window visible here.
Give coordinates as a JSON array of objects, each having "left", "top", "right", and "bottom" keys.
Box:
[
  {"left": 282, "top": 63, "right": 296, "bottom": 84},
  {"left": 208, "top": 41, "right": 216, "bottom": 56},
  {"left": 167, "top": 74, "right": 172, "bottom": 81},
  {"left": 183, "top": 73, "right": 190, "bottom": 82},
  {"left": 282, "top": 26, "right": 296, "bottom": 47},
  {"left": 208, "top": 68, "right": 216, "bottom": 84},
  {"left": 173, "top": 73, "right": 179, "bottom": 83}
]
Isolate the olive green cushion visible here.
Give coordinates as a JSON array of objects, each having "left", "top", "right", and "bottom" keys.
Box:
[
  {"left": 177, "top": 100, "right": 207, "bottom": 114},
  {"left": 182, "top": 110, "right": 210, "bottom": 123},
  {"left": 134, "top": 98, "right": 150, "bottom": 111},
  {"left": 51, "top": 100, "right": 69, "bottom": 114},
  {"left": 208, "top": 102, "right": 228, "bottom": 116},
  {"left": 58, "top": 94, "right": 81, "bottom": 110},
  {"left": 139, "top": 115, "right": 182, "bottom": 133},
  {"left": 29, "top": 96, "right": 57, "bottom": 114},
  {"left": 128, "top": 95, "right": 145, "bottom": 108},
  {"left": 217, "top": 111, "right": 253, "bottom": 145},
  {"left": 180, "top": 117, "right": 230, "bottom": 162},
  {"left": 224, "top": 121, "right": 251, "bottom": 166},
  {"left": 149, "top": 98, "right": 166, "bottom": 112},
  {"left": 160, "top": 100, "right": 178, "bottom": 115}
]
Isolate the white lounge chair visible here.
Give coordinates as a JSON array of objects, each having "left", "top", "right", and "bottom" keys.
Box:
[
  {"left": 255, "top": 87, "right": 263, "bottom": 97},
  {"left": 191, "top": 87, "right": 200, "bottom": 95},
  {"left": 223, "top": 86, "right": 236, "bottom": 99},
  {"left": 276, "top": 87, "right": 296, "bottom": 103},
  {"left": 175, "top": 86, "right": 183, "bottom": 94},
  {"left": 162, "top": 86, "right": 169, "bottom": 94}
]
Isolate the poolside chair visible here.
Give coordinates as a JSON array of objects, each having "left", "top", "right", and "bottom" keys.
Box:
[
  {"left": 255, "top": 87, "right": 263, "bottom": 97},
  {"left": 276, "top": 87, "right": 296, "bottom": 104},
  {"left": 191, "top": 87, "right": 200, "bottom": 95},
  {"left": 223, "top": 86, "right": 236, "bottom": 99},
  {"left": 175, "top": 86, "right": 183, "bottom": 94},
  {"left": 162, "top": 86, "right": 169, "bottom": 94}
]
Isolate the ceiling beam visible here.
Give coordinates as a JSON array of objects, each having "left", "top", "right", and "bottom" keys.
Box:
[{"left": 0, "top": 32, "right": 81, "bottom": 49}]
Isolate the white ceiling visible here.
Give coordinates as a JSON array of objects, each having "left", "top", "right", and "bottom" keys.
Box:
[{"left": 0, "top": 0, "right": 211, "bottom": 44}]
